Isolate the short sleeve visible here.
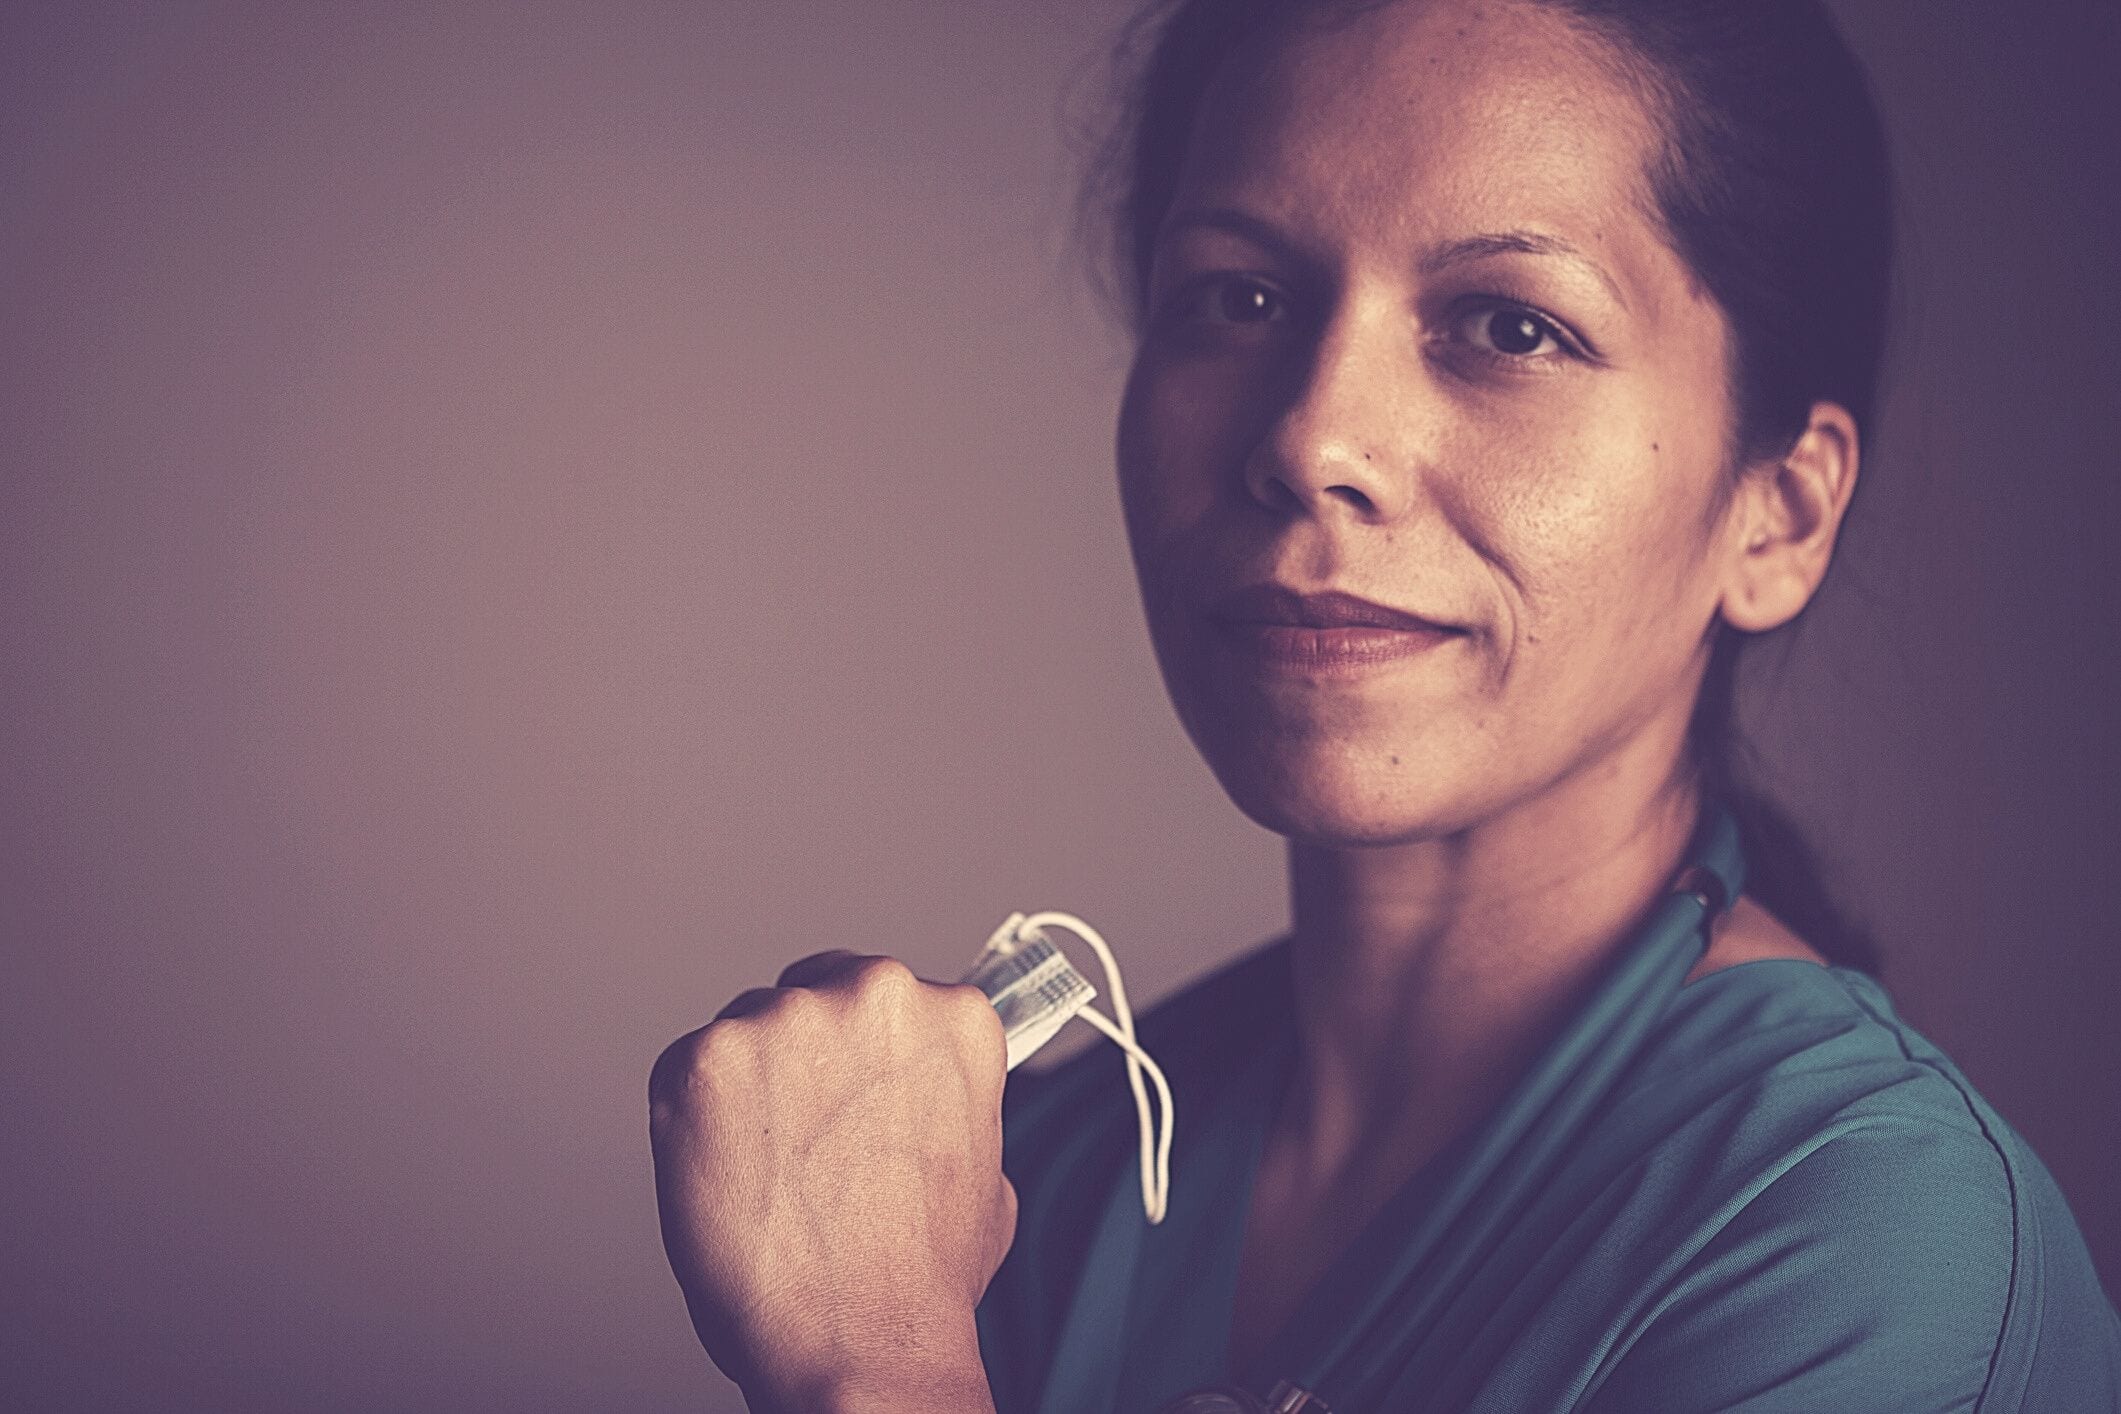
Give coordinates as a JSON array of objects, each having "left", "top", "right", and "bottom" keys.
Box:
[{"left": 1582, "top": 1116, "right": 2014, "bottom": 1413}]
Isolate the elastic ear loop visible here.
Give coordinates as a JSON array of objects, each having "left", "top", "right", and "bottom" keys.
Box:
[{"left": 1017, "top": 911, "right": 1176, "bottom": 1225}]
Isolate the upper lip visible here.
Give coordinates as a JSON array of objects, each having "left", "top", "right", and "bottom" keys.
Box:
[{"left": 1207, "top": 584, "right": 1462, "bottom": 633}]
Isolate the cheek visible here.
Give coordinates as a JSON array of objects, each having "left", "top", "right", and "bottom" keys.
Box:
[
  {"left": 1486, "top": 298, "right": 1741, "bottom": 668},
  {"left": 1116, "top": 361, "right": 1213, "bottom": 652},
  {"left": 1116, "top": 342, "right": 1286, "bottom": 522},
  {"left": 1116, "top": 362, "right": 1244, "bottom": 613},
  {"left": 1469, "top": 415, "right": 1721, "bottom": 688},
  {"left": 1112, "top": 362, "right": 1176, "bottom": 533}
]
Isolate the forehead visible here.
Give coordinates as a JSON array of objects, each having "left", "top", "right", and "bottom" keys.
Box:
[{"left": 1178, "top": 0, "right": 1669, "bottom": 269}]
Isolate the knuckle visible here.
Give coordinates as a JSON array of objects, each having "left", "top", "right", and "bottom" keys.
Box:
[
  {"left": 853, "top": 955, "right": 920, "bottom": 997},
  {"left": 993, "top": 1176, "right": 1021, "bottom": 1264},
  {"left": 712, "top": 985, "right": 777, "bottom": 1023},
  {"left": 945, "top": 982, "right": 1006, "bottom": 1050},
  {"left": 941, "top": 977, "right": 991, "bottom": 1017},
  {"left": 682, "top": 1015, "right": 757, "bottom": 1076},
  {"left": 775, "top": 949, "right": 856, "bottom": 988},
  {"left": 647, "top": 1027, "right": 711, "bottom": 1108},
  {"left": 764, "top": 984, "right": 823, "bottom": 1026}
]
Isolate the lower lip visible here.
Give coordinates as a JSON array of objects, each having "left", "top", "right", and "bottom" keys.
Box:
[{"left": 1216, "top": 622, "right": 1464, "bottom": 672}]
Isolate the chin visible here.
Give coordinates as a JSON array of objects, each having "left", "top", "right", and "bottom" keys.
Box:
[{"left": 1191, "top": 724, "right": 1480, "bottom": 848}]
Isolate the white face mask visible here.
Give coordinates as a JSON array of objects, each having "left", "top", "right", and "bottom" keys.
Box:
[{"left": 962, "top": 912, "right": 1175, "bottom": 1224}]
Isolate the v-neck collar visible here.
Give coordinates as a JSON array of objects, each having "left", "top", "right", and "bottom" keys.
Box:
[
  {"left": 1034, "top": 1015, "right": 1293, "bottom": 1414},
  {"left": 1035, "top": 801, "right": 1746, "bottom": 1413}
]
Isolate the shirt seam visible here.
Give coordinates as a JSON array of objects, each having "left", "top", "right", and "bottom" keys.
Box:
[{"left": 1835, "top": 974, "right": 2026, "bottom": 1413}]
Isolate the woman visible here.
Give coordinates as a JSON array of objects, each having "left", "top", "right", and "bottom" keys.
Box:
[{"left": 649, "top": 0, "right": 2121, "bottom": 1409}]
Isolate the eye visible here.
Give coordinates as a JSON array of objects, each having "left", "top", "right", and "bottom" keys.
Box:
[
  {"left": 1451, "top": 302, "right": 1573, "bottom": 360},
  {"left": 1168, "top": 274, "right": 1289, "bottom": 327}
]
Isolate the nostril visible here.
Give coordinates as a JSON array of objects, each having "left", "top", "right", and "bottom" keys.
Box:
[
  {"left": 1259, "top": 476, "right": 1305, "bottom": 513},
  {"left": 1249, "top": 469, "right": 1384, "bottom": 520},
  {"left": 1326, "top": 483, "right": 1378, "bottom": 516}
]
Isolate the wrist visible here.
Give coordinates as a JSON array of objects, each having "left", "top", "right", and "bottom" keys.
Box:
[
  {"left": 811, "top": 1364, "right": 995, "bottom": 1414},
  {"left": 743, "top": 1316, "right": 994, "bottom": 1414}
]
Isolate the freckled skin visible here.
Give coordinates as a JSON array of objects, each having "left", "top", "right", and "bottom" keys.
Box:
[
  {"left": 1113, "top": 6, "right": 1858, "bottom": 1358},
  {"left": 647, "top": 7, "right": 1855, "bottom": 1392},
  {"left": 1117, "top": 0, "right": 1744, "bottom": 846}
]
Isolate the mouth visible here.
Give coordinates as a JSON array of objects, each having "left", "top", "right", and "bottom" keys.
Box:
[{"left": 1203, "top": 585, "right": 1467, "bottom": 673}]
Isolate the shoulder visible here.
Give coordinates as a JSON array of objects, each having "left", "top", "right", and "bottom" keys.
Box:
[
  {"left": 1588, "top": 958, "right": 2121, "bottom": 1410},
  {"left": 1683, "top": 893, "right": 1828, "bottom": 985},
  {"left": 1585, "top": 1107, "right": 2017, "bottom": 1410}
]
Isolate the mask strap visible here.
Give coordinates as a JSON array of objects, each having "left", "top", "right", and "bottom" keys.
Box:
[{"left": 1018, "top": 911, "right": 1176, "bottom": 1225}]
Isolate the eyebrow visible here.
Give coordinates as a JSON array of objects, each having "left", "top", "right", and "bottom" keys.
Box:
[
  {"left": 1160, "top": 207, "right": 1307, "bottom": 264},
  {"left": 1162, "top": 210, "right": 1630, "bottom": 313},
  {"left": 1420, "top": 230, "right": 1631, "bottom": 312}
]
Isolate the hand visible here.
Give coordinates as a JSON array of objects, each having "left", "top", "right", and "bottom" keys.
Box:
[{"left": 649, "top": 951, "right": 1015, "bottom": 1413}]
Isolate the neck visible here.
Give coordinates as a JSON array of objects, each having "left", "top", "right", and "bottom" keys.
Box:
[{"left": 1276, "top": 746, "right": 1705, "bottom": 1181}]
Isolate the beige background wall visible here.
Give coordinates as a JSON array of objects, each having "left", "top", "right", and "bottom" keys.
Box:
[{"left": 4, "top": 2, "right": 2115, "bottom": 1409}]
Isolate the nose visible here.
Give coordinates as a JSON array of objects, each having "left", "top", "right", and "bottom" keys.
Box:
[{"left": 1243, "top": 301, "right": 1423, "bottom": 524}]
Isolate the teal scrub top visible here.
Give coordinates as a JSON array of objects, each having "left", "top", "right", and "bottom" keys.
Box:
[{"left": 976, "top": 803, "right": 2121, "bottom": 1412}]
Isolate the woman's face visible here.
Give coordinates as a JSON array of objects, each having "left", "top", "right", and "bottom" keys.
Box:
[{"left": 1118, "top": 0, "right": 1748, "bottom": 846}]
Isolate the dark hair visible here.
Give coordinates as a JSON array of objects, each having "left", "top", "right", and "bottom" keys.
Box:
[{"left": 1085, "top": 0, "right": 1894, "bottom": 972}]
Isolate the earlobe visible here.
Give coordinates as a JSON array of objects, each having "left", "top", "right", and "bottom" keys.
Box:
[{"left": 1718, "top": 401, "right": 1860, "bottom": 634}]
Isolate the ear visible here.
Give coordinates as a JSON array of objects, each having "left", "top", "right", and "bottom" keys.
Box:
[{"left": 1717, "top": 401, "right": 1860, "bottom": 634}]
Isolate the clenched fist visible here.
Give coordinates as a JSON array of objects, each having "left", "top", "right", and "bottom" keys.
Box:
[{"left": 649, "top": 950, "right": 1016, "bottom": 1414}]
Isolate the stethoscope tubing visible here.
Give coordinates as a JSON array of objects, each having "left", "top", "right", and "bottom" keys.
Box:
[{"left": 1183, "top": 813, "right": 1742, "bottom": 1412}]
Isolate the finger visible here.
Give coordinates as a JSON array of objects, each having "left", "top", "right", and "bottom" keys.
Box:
[
  {"left": 991, "top": 1174, "right": 1021, "bottom": 1271},
  {"left": 711, "top": 987, "right": 784, "bottom": 1022},
  {"left": 774, "top": 949, "right": 872, "bottom": 989},
  {"left": 648, "top": 1028, "right": 706, "bottom": 1112}
]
